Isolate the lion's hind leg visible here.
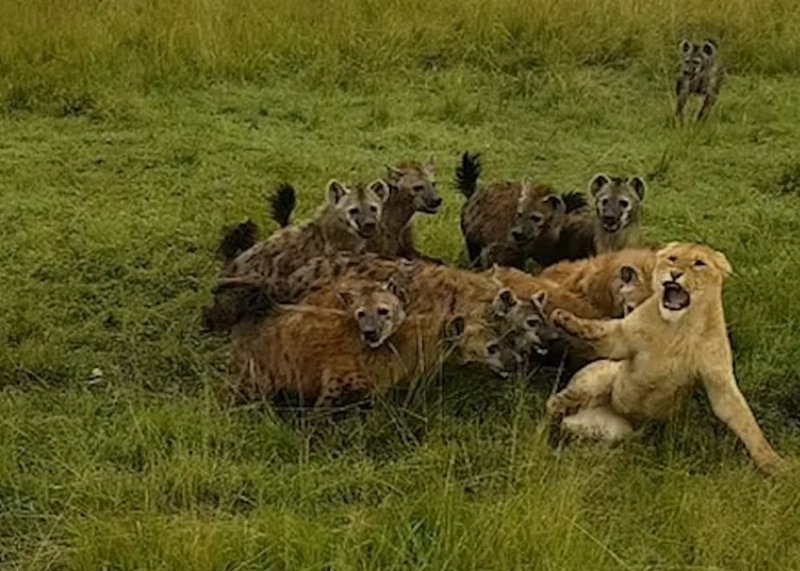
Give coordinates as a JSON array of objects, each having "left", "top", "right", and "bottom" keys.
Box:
[
  {"left": 561, "top": 406, "right": 633, "bottom": 442},
  {"left": 546, "top": 359, "right": 623, "bottom": 420}
]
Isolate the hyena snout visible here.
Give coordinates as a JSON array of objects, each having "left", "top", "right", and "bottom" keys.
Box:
[
  {"left": 424, "top": 194, "right": 443, "bottom": 212},
  {"left": 361, "top": 328, "right": 380, "bottom": 345}
]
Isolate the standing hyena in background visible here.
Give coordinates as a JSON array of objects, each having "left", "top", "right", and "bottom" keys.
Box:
[{"left": 675, "top": 39, "right": 723, "bottom": 122}]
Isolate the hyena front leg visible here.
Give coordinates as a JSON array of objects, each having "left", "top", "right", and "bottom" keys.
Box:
[
  {"left": 675, "top": 81, "right": 689, "bottom": 124},
  {"left": 697, "top": 90, "right": 718, "bottom": 121},
  {"left": 315, "top": 370, "right": 372, "bottom": 410}
]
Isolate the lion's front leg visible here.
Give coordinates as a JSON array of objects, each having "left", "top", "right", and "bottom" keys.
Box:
[
  {"left": 702, "top": 364, "right": 787, "bottom": 475},
  {"left": 551, "top": 309, "right": 632, "bottom": 360}
]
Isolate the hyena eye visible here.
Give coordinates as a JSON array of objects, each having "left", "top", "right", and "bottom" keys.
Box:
[
  {"left": 369, "top": 205, "right": 378, "bottom": 213},
  {"left": 413, "top": 184, "right": 425, "bottom": 193},
  {"left": 487, "top": 343, "right": 500, "bottom": 355},
  {"left": 694, "top": 259, "right": 707, "bottom": 268},
  {"left": 526, "top": 318, "right": 540, "bottom": 328},
  {"left": 356, "top": 310, "right": 366, "bottom": 319},
  {"left": 529, "top": 213, "right": 543, "bottom": 223},
  {"left": 348, "top": 208, "right": 360, "bottom": 216},
  {"left": 377, "top": 307, "right": 390, "bottom": 316},
  {"left": 601, "top": 198, "right": 610, "bottom": 207},
  {"left": 619, "top": 199, "right": 630, "bottom": 209}
]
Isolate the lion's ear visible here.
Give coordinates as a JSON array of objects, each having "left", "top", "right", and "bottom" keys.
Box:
[
  {"left": 656, "top": 242, "right": 681, "bottom": 257},
  {"left": 711, "top": 250, "right": 732, "bottom": 276}
]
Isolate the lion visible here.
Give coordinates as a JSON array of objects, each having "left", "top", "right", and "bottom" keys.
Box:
[
  {"left": 545, "top": 242, "right": 786, "bottom": 474},
  {"left": 539, "top": 248, "right": 657, "bottom": 318}
]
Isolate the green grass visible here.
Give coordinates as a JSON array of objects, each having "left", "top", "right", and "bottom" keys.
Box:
[{"left": 2, "top": 1, "right": 800, "bottom": 569}]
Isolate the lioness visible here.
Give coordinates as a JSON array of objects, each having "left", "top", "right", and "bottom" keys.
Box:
[{"left": 546, "top": 242, "right": 786, "bottom": 474}]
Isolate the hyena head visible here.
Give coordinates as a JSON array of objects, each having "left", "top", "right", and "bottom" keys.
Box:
[
  {"left": 337, "top": 279, "right": 407, "bottom": 348},
  {"left": 445, "top": 315, "right": 522, "bottom": 378},
  {"left": 617, "top": 264, "right": 655, "bottom": 316},
  {"left": 491, "top": 288, "right": 560, "bottom": 357},
  {"left": 679, "top": 39, "right": 718, "bottom": 81},
  {"left": 385, "top": 159, "right": 441, "bottom": 214},
  {"left": 328, "top": 179, "right": 389, "bottom": 239},
  {"left": 589, "top": 174, "right": 645, "bottom": 234},
  {"left": 510, "top": 182, "right": 565, "bottom": 244}
]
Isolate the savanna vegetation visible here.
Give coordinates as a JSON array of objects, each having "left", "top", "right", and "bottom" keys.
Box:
[{"left": 2, "top": 0, "right": 800, "bottom": 569}]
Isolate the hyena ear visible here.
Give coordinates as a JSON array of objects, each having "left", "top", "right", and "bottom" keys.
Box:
[
  {"left": 629, "top": 176, "right": 646, "bottom": 200},
  {"left": 384, "top": 279, "right": 407, "bottom": 304},
  {"left": 702, "top": 40, "right": 717, "bottom": 57},
  {"left": 620, "top": 265, "right": 638, "bottom": 284},
  {"left": 493, "top": 288, "right": 518, "bottom": 316},
  {"left": 544, "top": 193, "right": 565, "bottom": 214},
  {"left": 679, "top": 39, "right": 692, "bottom": 54},
  {"left": 369, "top": 179, "right": 390, "bottom": 203},
  {"left": 336, "top": 290, "right": 355, "bottom": 308},
  {"left": 385, "top": 165, "right": 403, "bottom": 182},
  {"left": 589, "top": 173, "right": 609, "bottom": 196},
  {"left": 531, "top": 291, "right": 548, "bottom": 310},
  {"left": 327, "top": 180, "right": 348, "bottom": 205},
  {"left": 445, "top": 316, "right": 466, "bottom": 340}
]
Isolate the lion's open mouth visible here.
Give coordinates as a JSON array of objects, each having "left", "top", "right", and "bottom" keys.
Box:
[{"left": 661, "top": 282, "right": 690, "bottom": 311}]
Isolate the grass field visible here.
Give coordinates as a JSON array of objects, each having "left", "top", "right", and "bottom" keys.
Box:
[{"left": 2, "top": 1, "right": 800, "bottom": 569}]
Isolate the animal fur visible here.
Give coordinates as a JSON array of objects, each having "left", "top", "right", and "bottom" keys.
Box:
[{"left": 547, "top": 242, "right": 785, "bottom": 475}]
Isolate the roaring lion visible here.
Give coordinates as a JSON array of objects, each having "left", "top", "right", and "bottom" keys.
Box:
[{"left": 546, "top": 242, "right": 786, "bottom": 474}]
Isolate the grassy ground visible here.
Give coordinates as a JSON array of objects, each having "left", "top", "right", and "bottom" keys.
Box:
[{"left": 3, "top": 1, "right": 800, "bottom": 569}]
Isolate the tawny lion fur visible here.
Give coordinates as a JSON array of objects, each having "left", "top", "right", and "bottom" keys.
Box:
[
  {"left": 539, "top": 248, "right": 657, "bottom": 318},
  {"left": 546, "top": 242, "right": 786, "bottom": 475}
]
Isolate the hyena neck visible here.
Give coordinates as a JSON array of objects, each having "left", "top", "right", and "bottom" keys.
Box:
[
  {"left": 318, "top": 213, "right": 366, "bottom": 253},
  {"left": 383, "top": 192, "right": 416, "bottom": 233},
  {"left": 594, "top": 221, "right": 638, "bottom": 253}
]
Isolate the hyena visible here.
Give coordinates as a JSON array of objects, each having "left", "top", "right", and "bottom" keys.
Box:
[
  {"left": 222, "top": 179, "right": 388, "bottom": 280},
  {"left": 210, "top": 251, "right": 550, "bottom": 363},
  {"left": 264, "top": 161, "right": 441, "bottom": 260},
  {"left": 455, "top": 152, "right": 587, "bottom": 269},
  {"left": 675, "top": 39, "right": 723, "bottom": 122},
  {"left": 228, "top": 288, "right": 520, "bottom": 408},
  {"left": 589, "top": 174, "right": 646, "bottom": 253},
  {"left": 371, "top": 160, "right": 442, "bottom": 259}
]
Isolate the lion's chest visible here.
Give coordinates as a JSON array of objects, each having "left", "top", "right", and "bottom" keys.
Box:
[{"left": 614, "top": 347, "right": 696, "bottom": 420}]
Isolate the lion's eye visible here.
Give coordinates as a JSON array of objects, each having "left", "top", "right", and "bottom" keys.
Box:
[
  {"left": 667, "top": 256, "right": 677, "bottom": 263},
  {"left": 694, "top": 259, "right": 707, "bottom": 268},
  {"left": 413, "top": 185, "right": 425, "bottom": 193},
  {"left": 487, "top": 343, "right": 500, "bottom": 355}
]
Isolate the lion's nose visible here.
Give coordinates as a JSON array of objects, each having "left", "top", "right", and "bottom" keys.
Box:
[{"left": 670, "top": 270, "right": 683, "bottom": 280}]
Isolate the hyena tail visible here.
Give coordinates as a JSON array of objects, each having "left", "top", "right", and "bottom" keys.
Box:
[
  {"left": 455, "top": 152, "right": 481, "bottom": 199},
  {"left": 202, "top": 277, "right": 278, "bottom": 334},
  {"left": 219, "top": 220, "right": 259, "bottom": 262},
  {"left": 270, "top": 183, "right": 297, "bottom": 228},
  {"left": 561, "top": 191, "right": 588, "bottom": 213}
]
